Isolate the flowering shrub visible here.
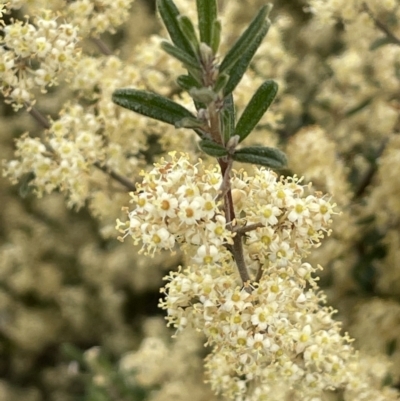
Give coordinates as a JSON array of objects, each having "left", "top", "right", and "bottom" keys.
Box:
[{"left": 1, "top": 0, "right": 400, "bottom": 400}]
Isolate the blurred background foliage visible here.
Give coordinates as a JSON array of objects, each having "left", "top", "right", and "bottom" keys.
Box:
[{"left": 1, "top": 0, "right": 400, "bottom": 399}]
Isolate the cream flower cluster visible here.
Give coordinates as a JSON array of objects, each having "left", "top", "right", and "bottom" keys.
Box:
[
  {"left": 117, "top": 152, "right": 335, "bottom": 259},
  {"left": 114, "top": 152, "right": 380, "bottom": 399},
  {"left": 63, "top": 0, "right": 135, "bottom": 37},
  {"left": 307, "top": 0, "right": 399, "bottom": 24},
  {"left": 116, "top": 151, "right": 232, "bottom": 257},
  {"left": 162, "top": 258, "right": 356, "bottom": 400},
  {"left": 3, "top": 104, "right": 105, "bottom": 207},
  {"left": 0, "top": 7, "right": 80, "bottom": 110},
  {"left": 6, "top": 0, "right": 135, "bottom": 37},
  {"left": 2, "top": 51, "right": 183, "bottom": 213}
]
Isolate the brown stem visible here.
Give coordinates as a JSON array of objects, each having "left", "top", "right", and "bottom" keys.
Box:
[
  {"left": 219, "top": 159, "right": 251, "bottom": 285},
  {"left": 254, "top": 263, "right": 264, "bottom": 283},
  {"left": 234, "top": 222, "right": 265, "bottom": 234},
  {"left": 28, "top": 105, "right": 51, "bottom": 129},
  {"left": 199, "top": 45, "right": 251, "bottom": 286},
  {"left": 232, "top": 230, "right": 251, "bottom": 284},
  {"left": 208, "top": 105, "right": 222, "bottom": 144},
  {"left": 91, "top": 37, "right": 113, "bottom": 56},
  {"left": 93, "top": 162, "right": 136, "bottom": 191}
]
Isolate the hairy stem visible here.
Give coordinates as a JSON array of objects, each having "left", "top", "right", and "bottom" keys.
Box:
[{"left": 219, "top": 159, "right": 251, "bottom": 285}]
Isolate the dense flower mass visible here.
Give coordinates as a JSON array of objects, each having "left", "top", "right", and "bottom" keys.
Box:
[
  {"left": 1, "top": 0, "right": 400, "bottom": 400},
  {"left": 116, "top": 152, "right": 230, "bottom": 255},
  {"left": 0, "top": 8, "right": 80, "bottom": 109},
  {"left": 117, "top": 152, "right": 336, "bottom": 259},
  {"left": 115, "top": 152, "right": 388, "bottom": 400}
]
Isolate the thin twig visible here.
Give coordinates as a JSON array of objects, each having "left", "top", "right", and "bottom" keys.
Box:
[
  {"left": 353, "top": 139, "right": 388, "bottom": 200},
  {"left": 362, "top": 3, "right": 400, "bottom": 46},
  {"left": 93, "top": 162, "right": 136, "bottom": 191},
  {"left": 28, "top": 105, "right": 51, "bottom": 129},
  {"left": 233, "top": 222, "right": 265, "bottom": 234},
  {"left": 219, "top": 159, "right": 252, "bottom": 286},
  {"left": 91, "top": 37, "right": 113, "bottom": 56},
  {"left": 254, "top": 263, "right": 263, "bottom": 283},
  {"left": 232, "top": 231, "right": 252, "bottom": 284},
  {"left": 26, "top": 104, "right": 137, "bottom": 192}
]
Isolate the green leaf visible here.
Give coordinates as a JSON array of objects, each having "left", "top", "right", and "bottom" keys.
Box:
[
  {"left": 177, "top": 15, "right": 199, "bottom": 51},
  {"left": 233, "top": 146, "right": 287, "bottom": 169},
  {"left": 211, "top": 19, "right": 221, "bottom": 54},
  {"left": 176, "top": 74, "right": 201, "bottom": 90},
  {"left": 161, "top": 41, "right": 200, "bottom": 70},
  {"left": 199, "top": 139, "right": 228, "bottom": 157},
  {"left": 222, "top": 93, "right": 235, "bottom": 144},
  {"left": 234, "top": 80, "right": 278, "bottom": 143},
  {"left": 223, "top": 19, "right": 270, "bottom": 96},
  {"left": 156, "top": 0, "right": 195, "bottom": 56},
  {"left": 213, "top": 72, "right": 229, "bottom": 93},
  {"left": 219, "top": 4, "right": 271, "bottom": 74},
  {"left": 112, "top": 88, "right": 195, "bottom": 126},
  {"left": 196, "top": 0, "right": 217, "bottom": 47},
  {"left": 176, "top": 75, "right": 205, "bottom": 110}
]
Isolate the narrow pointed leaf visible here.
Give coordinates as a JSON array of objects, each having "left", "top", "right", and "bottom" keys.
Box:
[
  {"left": 176, "top": 75, "right": 205, "bottom": 110},
  {"left": 213, "top": 72, "right": 229, "bottom": 93},
  {"left": 233, "top": 146, "right": 287, "bottom": 169},
  {"left": 222, "top": 93, "right": 235, "bottom": 144},
  {"left": 196, "top": 0, "right": 217, "bottom": 47},
  {"left": 199, "top": 139, "right": 228, "bottom": 157},
  {"left": 161, "top": 41, "right": 200, "bottom": 70},
  {"left": 113, "top": 88, "right": 195, "bottom": 126},
  {"left": 178, "top": 15, "right": 199, "bottom": 50},
  {"left": 219, "top": 5, "right": 271, "bottom": 74},
  {"left": 211, "top": 19, "right": 221, "bottom": 54},
  {"left": 223, "top": 20, "right": 270, "bottom": 96},
  {"left": 157, "top": 0, "right": 195, "bottom": 56},
  {"left": 177, "top": 74, "right": 201, "bottom": 90},
  {"left": 234, "top": 80, "right": 278, "bottom": 143}
]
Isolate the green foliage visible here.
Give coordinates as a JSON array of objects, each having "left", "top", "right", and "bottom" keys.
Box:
[
  {"left": 221, "top": 94, "right": 235, "bottom": 144},
  {"left": 222, "top": 15, "right": 271, "bottom": 96},
  {"left": 112, "top": 88, "right": 195, "bottom": 127},
  {"left": 156, "top": 0, "right": 195, "bottom": 56},
  {"left": 234, "top": 80, "right": 278, "bottom": 143},
  {"left": 196, "top": 0, "right": 218, "bottom": 48},
  {"left": 177, "top": 15, "right": 199, "bottom": 51},
  {"left": 218, "top": 5, "right": 272, "bottom": 74},
  {"left": 113, "top": 0, "right": 285, "bottom": 170},
  {"left": 233, "top": 146, "right": 287, "bottom": 169},
  {"left": 160, "top": 41, "right": 200, "bottom": 70},
  {"left": 199, "top": 139, "right": 228, "bottom": 157}
]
